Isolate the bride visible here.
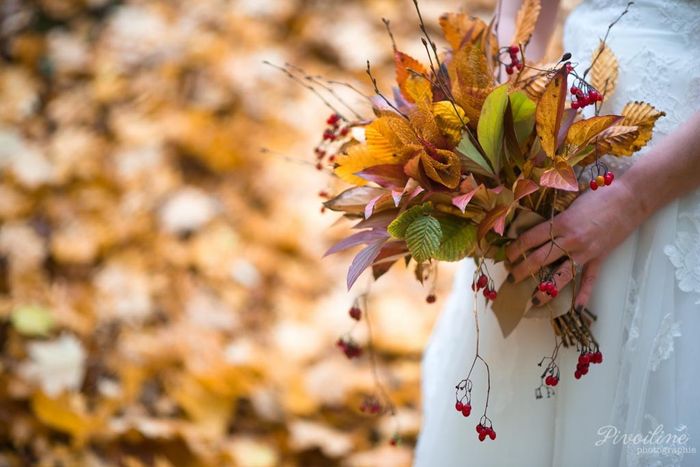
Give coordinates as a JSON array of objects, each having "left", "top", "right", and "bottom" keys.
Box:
[{"left": 416, "top": 1, "right": 700, "bottom": 466}]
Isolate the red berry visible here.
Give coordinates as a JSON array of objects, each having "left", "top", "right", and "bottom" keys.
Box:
[
  {"left": 476, "top": 424, "right": 483, "bottom": 434},
  {"left": 565, "top": 63, "right": 573, "bottom": 73},
  {"left": 577, "top": 362, "right": 588, "bottom": 372},
  {"left": 506, "top": 65, "right": 514, "bottom": 75},
  {"left": 593, "top": 351, "right": 603, "bottom": 364},
  {"left": 476, "top": 274, "right": 488, "bottom": 290},
  {"left": 462, "top": 404, "right": 471, "bottom": 417},
  {"left": 479, "top": 432, "right": 487, "bottom": 442},
  {"left": 349, "top": 307, "right": 362, "bottom": 321},
  {"left": 340, "top": 127, "right": 349, "bottom": 136},
  {"left": 570, "top": 86, "right": 580, "bottom": 95},
  {"left": 604, "top": 172, "right": 614, "bottom": 185},
  {"left": 549, "top": 288, "right": 558, "bottom": 298},
  {"left": 596, "top": 175, "right": 605, "bottom": 187},
  {"left": 580, "top": 365, "right": 589, "bottom": 375},
  {"left": 509, "top": 45, "right": 519, "bottom": 55},
  {"left": 551, "top": 377, "right": 559, "bottom": 386},
  {"left": 578, "top": 353, "right": 590, "bottom": 365},
  {"left": 488, "top": 290, "right": 498, "bottom": 300},
  {"left": 489, "top": 429, "right": 496, "bottom": 440},
  {"left": 590, "top": 180, "right": 599, "bottom": 191},
  {"left": 327, "top": 114, "right": 340, "bottom": 125},
  {"left": 545, "top": 376, "right": 552, "bottom": 386},
  {"left": 538, "top": 282, "right": 547, "bottom": 292},
  {"left": 572, "top": 101, "right": 580, "bottom": 110},
  {"left": 589, "top": 90, "right": 600, "bottom": 101},
  {"left": 515, "top": 62, "right": 523, "bottom": 71},
  {"left": 455, "top": 401, "right": 463, "bottom": 412},
  {"left": 426, "top": 294, "right": 436, "bottom": 304},
  {"left": 574, "top": 370, "right": 582, "bottom": 379},
  {"left": 389, "top": 438, "right": 397, "bottom": 446}
]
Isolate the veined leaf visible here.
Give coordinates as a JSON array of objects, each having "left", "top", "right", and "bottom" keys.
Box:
[
  {"left": 535, "top": 67, "right": 567, "bottom": 158},
  {"left": 439, "top": 13, "right": 489, "bottom": 50},
  {"left": 619, "top": 101, "right": 666, "bottom": 151},
  {"left": 594, "top": 125, "right": 640, "bottom": 157},
  {"left": 434, "top": 217, "right": 477, "bottom": 261},
  {"left": 477, "top": 85, "right": 509, "bottom": 173},
  {"left": 565, "top": 115, "right": 621, "bottom": 150},
  {"left": 513, "top": 177, "right": 539, "bottom": 201},
  {"left": 452, "top": 185, "right": 482, "bottom": 213},
  {"left": 432, "top": 101, "right": 468, "bottom": 144},
  {"left": 324, "top": 186, "right": 386, "bottom": 214},
  {"left": 590, "top": 41, "right": 618, "bottom": 100},
  {"left": 512, "top": 0, "right": 542, "bottom": 46},
  {"left": 539, "top": 157, "right": 579, "bottom": 191},
  {"left": 387, "top": 202, "right": 432, "bottom": 239},
  {"left": 403, "top": 73, "right": 433, "bottom": 106},
  {"left": 405, "top": 215, "right": 442, "bottom": 263},
  {"left": 347, "top": 238, "right": 387, "bottom": 289},
  {"left": 477, "top": 205, "right": 509, "bottom": 240}
]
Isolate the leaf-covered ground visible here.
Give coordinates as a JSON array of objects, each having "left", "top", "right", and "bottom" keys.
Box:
[{"left": 0, "top": 0, "right": 572, "bottom": 465}]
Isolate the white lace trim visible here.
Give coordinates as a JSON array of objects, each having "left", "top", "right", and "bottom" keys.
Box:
[{"left": 663, "top": 207, "right": 700, "bottom": 305}]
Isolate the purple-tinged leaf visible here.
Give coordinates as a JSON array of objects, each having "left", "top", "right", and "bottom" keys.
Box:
[
  {"left": 452, "top": 185, "right": 481, "bottom": 213},
  {"left": 372, "top": 241, "right": 408, "bottom": 280},
  {"left": 352, "top": 211, "right": 397, "bottom": 230},
  {"left": 556, "top": 108, "right": 577, "bottom": 148},
  {"left": 347, "top": 238, "right": 387, "bottom": 289},
  {"left": 391, "top": 189, "right": 403, "bottom": 207},
  {"left": 324, "top": 186, "right": 386, "bottom": 215},
  {"left": 356, "top": 164, "right": 408, "bottom": 189},
  {"left": 365, "top": 195, "right": 382, "bottom": 219},
  {"left": 324, "top": 229, "right": 389, "bottom": 257}
]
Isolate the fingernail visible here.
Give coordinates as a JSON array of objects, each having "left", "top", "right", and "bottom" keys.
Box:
[
  {"left": 507, "top": 274, "right": 514, "bottom": 283},
  {"left": 531, "top": 296, "right": 541, "bottom": 306}
]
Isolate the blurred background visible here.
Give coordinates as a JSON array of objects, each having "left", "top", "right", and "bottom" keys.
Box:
[{"left": 0, "top": 0, "right": 576, "bottom": 465}]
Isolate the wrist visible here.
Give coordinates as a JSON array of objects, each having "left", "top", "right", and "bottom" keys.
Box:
[{"left": 613, "top": 175, "right": 652, "bottom": 227}]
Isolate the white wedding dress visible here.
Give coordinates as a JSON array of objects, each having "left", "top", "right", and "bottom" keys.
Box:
[{"left": 416, "top": 1, "right": 700, "bottom": 466}]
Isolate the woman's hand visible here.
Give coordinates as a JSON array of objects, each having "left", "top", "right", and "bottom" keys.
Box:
[{"left": 505, "top": 179, "right": 643, "bottom": 308}]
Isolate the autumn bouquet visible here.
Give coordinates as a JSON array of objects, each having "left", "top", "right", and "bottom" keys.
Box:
[{"left": 298, "top": 0, "right": 662, "bottom": 443}]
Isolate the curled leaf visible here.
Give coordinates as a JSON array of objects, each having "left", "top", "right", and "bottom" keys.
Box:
[
  {"left": 594, "top": 125, "right": 640, "bottom": 157},
  {"left": 565, "top": 115, "right": 621, "bottom": 150},
  {"left": 420, "top": 149, "right": 462, "bottom": 189},
  {"left": 394, "top": 51, "right": 428, "bottom": 104},
  {"left": 619, "top": 101, "right": 666, "bottom": 151}
]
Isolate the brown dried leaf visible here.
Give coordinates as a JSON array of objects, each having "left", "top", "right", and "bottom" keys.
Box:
[
  {"left": 590, "top": 41, "right": 618, "bottom": 100},
  {"left": 512, "top": 0, "right": 542, "bottom": 46},
  {"left": 594, "top": 125, "right": 640, "bottom": 158},
  {"left": 619, "top": 101, "right": 666, "bottom": 150},
  {"left": 565, "top": 115, "right": 621, "bottom": 149}
]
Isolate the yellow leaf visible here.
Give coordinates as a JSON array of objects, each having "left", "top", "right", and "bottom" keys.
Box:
[
  {"left": 535, "top": 67, "right": 567, "bottom": 157},
  {"left": 565, "top": 115, "right": 621, "bottom": 150},
  {"left": 432, "top": 101, "right": 467, "bottom": 145},
  {"left": 515, "top": 62, "right": 558, "bottom": 100},
  {"left": 32, "top": 391, "right": 94, "bottom": 445},
  {"left": 512, "top": 0, "right": 542, "bottom": 46},
  {"left": 403, "top": 73, "right": 433, "bottom": 106},
  {"left": 620, "top": 101, "right": 666, "bottom": 150},
  {"left": 590, "top": 41, "right": 618, "bottom": 100},
  {"left": 394, "top": 51, "right": 428, "bottom": 104}
]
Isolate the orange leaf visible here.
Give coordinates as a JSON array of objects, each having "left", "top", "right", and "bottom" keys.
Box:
[
  {"left": 512, "top": 0, "right": 542, "bottom": 46},
  {"left": 565, "top": 115, "right": 621, "bottom": 150},
  {"left": 594, "top": 125, "right": 640, "bottom": 158},
  {"left": 420, "top": 149, "right": 462, "bottom": 189},
  {"left": 394, "top": 51, "right": 428, "bottom": 104},
  {"left": 439, "top": 13, "right": 488, "bottom": 50},
  {"left": 535, "top": 67, "right": 567, "bottom": 158},
  {"left": 539, "top": 157, "right": 579, "bottom": 191}
]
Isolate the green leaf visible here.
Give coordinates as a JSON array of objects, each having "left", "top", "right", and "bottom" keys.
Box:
[
  {"left": 405, "top": 215, "right": 442, "bottom": 263},
  {"left": 434, "top": 217, "right": 477, "bottom": 261},
  {"left": 477, "top": 85, "right": 509, "bottom": 174},
  {"left": 456, "top": 134, "right": 494, "bottom": 177},
  {"left": 387, "top": 202, "right": 432, "bottom": 239},
  {"left": 509, "top": 91, "right": 536, "bottom": 145},
  {"left": 11, "top": 305, "right": 54, "bottom": 337}
]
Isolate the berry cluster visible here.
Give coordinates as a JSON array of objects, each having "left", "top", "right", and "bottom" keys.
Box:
[
  {"left": 570, "top": 85, "right": 602, "bottom": 110},
  {"left": 537, "top": 279, "right": 559, "bottom": 298},
  {"left": 336, "top": 336, "right": 362, "bottom": 359},
  {"left": 455, "top": 400, "right": 472, "bottom": 417},
  {"left": 476, "top": 419, "right": 497, "bottom": 442},
  {"left": 359, "top": 395, "right": 383, "bottom": 415},
  {"left": 314, "top": 113, "right": 350, "bottom": 170},
  {"left": 589, "top": 171, "right": 614, "bottom": 191},
  {"left": 504, "top": 45, "right": 523, "bottom": 75},
  {"left": 472, "top": 273, "right": 497, "bottom": 300},
  {"left": 574, "top": 349, "right": 603, "bottom": 379}
]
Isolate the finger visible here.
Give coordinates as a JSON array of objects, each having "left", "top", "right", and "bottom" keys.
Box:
[
  {"left": 530, "top": 259, "right": 575, "bottom": 307},
  {"left": 505, "top": 222, "right": 551, "bottom": 264},
  {"left": 574, "top": 256, "right": 604, "bottom": 309},
  {"left": 511, "top": 242, "right": 566, "bottom": 283}
]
